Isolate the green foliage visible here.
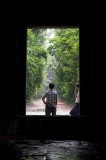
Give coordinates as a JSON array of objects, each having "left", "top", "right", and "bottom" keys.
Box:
[
  {"left": 26, "top": 28, "right": 79, "bottom": 104},
  {"left": 50, "top": 28, "right": 79, "bottom": 103},
  {"left": 26, "top": 29, "right": 47, "bottom": 101}
]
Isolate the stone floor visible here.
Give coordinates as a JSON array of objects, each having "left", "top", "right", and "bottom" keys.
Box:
[{"left": 0, "top": 140, "right": 106, "bottom": 160}]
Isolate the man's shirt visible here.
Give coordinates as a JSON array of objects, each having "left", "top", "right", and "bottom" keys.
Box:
[
  {"left": 42, "top": 89, "right": 57, "bottom": 106},
  {"left": 75, "top": 90, "right": 80, "bottom": 103}
]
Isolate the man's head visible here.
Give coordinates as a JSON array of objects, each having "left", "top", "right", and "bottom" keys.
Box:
[
  {"left": 75, "top": 83, "right": 80, "bottom": 88},
  {"left": 49, "top": 83, "right": 55, "bottom": 89}
]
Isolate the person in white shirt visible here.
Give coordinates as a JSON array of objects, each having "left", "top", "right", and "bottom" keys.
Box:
[
  {"left": 70, "top": 83, "right": 80, "bottom": 116},
  {"left": 75, "top": 84, "right": 80, "bottom": 103}
]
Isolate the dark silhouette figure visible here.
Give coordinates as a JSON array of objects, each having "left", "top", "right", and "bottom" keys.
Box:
[{"left": 42, "top": 83, "right": 58, "bottom": 116}]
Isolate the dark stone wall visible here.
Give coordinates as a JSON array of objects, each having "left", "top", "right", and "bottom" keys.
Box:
[{"left": 0, "top": 2, "right": 105, "bottom": 140}]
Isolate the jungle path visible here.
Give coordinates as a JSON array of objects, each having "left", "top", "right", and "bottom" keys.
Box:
[{"left": 26, "top": 99, "right": 72, "bottom": 115}]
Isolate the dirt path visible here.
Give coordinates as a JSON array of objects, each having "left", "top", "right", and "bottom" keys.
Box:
[{"left": 26, "top": 99, "right": 72, "bottom": 115}]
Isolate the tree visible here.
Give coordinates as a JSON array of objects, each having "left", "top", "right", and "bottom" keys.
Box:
[
  {"left": 49, "top": 28, "right": 79, "bottom": 103},
  {"left": 26, "top": 29, "right": 47, "bottom": 101}
]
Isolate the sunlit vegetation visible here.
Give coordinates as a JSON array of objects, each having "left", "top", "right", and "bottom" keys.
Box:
[{"left": 26, "top": 28, "right": 79, "bottom": 104}]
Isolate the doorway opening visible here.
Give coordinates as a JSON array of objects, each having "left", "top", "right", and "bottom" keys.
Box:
[{"left": 26, "top": 27, "right": 80, "bottom": 116}]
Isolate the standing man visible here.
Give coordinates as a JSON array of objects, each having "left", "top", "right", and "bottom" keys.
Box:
[{"left": 42, "top": 83, "right": 58, "bottom": 116}]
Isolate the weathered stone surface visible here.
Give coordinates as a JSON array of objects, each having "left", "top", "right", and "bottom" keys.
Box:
[{"left": 0, "top": 140, "right": 106, "bottom": 159}]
